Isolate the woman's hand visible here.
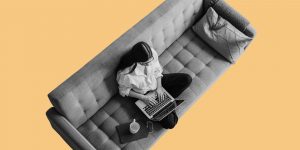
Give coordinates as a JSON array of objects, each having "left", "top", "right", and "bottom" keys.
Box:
[
  {"left": 156, "top": 87, "right": 164, "bottom": 102},
  {"left": 141, "top": 95, "right": 157, "bottom": 106}
]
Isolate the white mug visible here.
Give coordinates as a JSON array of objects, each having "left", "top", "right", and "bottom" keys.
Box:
[{"left": 129, "top": 119, "right": 140, "bottom": 134}]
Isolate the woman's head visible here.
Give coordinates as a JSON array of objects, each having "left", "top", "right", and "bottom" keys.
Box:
[
  {"left": 117, "top": 42, "right": 153, "bottom": 73},
  {"left": 131, "top": 41, "right": 153, "bottom": 64}
]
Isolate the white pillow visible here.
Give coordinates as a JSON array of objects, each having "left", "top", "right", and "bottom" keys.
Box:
[{"left": 192, "top": 7, "right": 252, "bottom": 63}]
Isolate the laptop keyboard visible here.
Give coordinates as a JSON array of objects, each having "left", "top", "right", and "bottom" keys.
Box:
[{"left": 143, "top": 92, "right": 172, "bottom": 116}]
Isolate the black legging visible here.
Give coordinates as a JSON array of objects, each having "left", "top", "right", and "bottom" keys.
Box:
[{"left": 158, "top": 73, "right": 192, "bottom": 129}]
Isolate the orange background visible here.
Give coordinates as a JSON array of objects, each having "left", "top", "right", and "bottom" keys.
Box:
[{"left": 1, "top": 0, "right": 300, "bottom": 149}]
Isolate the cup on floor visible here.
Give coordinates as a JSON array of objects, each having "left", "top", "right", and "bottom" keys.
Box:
[{"left": 129, "top": 119, "right": 140, "bottom": 134}]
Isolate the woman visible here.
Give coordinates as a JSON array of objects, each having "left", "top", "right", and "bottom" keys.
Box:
[{"left": 116, "top": 41, "right": 192, "bottom": 129}]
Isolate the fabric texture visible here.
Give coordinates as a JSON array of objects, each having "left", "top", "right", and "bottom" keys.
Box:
[
  {"left": 76, "top": 28, "right": 232, "bottom": 150},
  {"left": 159, "top": 111, "right": 178, "bottom": 129},
  {"left": 46, "top": 0, "right": 255, "bottom": 149},
  {"left": 158, "top": 73, "right": 192, "bottom": 129},
  {"left": 116, "top": 48, "right": 163, "bottom": 97},
  {"left": 161, "top": 73, "right": 193, "bottom": 98},
  {"left": 192, "top": 7, "right": 252, "bottom": 63},
  {"left": 203, "top": 0, "right": 250, "bottom": 32},
  {"left": 48, "top": 0, "right": 204, "bottom": 128},
  {"left": 47, "top": 108, "right": 96, "bottom": 150}
]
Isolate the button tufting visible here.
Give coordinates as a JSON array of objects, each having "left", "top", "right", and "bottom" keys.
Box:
[
  {"left": 150, "top": 37, "right": 154, "bottom": 43},
  {"left": 50, "top": 0, "right": 235, "bottom": 149}
]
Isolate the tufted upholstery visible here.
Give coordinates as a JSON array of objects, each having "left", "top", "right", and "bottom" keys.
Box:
[
  {"left": 73, "top": 28, "right": 232, "bottom": 149},
  {"left": 160, "top": 29, "right": 231, "bottom": 117},
  {"left": 47, "top": 0, "right": 255, "bottom": 149},
  {"left": 77, "top": 94, "right": 160, "bottom": 150},
  {"left": 48, "top": 0, "right": 204, "bottom": 128}
]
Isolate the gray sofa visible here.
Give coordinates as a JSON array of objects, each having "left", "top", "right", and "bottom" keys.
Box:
[{"left": 46, "top": 0, "right": 256, "bottom": 149}]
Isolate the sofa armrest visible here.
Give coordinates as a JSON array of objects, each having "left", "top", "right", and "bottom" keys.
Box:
[
  {"left": 244, "top": 24, "right": 256, "bottom": 38},
  {"left": 204, "top": 0, "right": 256, "bottom": 38},
  {"left": 46, "top": 107, "right": 96, "bottom": 150}
]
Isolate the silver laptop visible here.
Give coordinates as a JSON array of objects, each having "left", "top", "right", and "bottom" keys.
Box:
[{"left": 135, "top": 87, "right": 184, "bottom": 121}]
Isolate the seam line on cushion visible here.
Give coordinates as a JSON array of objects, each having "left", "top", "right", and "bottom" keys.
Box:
[
  {"left": 96, "top": 109, "right": 121, "bottom": 133},
  {"left": 88, "top": 120, "right": 110, "bottom": 148},
  {"left": 161, "top": 45, "right": 188, "bottom": 69},
  {"left": 175, "top": 49, "right": 195, "bottom": 67},
  {"left": 162, "top": 47, "right": 183, "bottom": 68},
  {"left": 185, "top": 86, "right": 199, "bottom": 98},
  {"left": 107, "top": 132, "right": 120, "bottom": 148},
  {"left": 196, "top": 64, "right": 217, "bottom": 78},
  {"left": 136, "top": 141, "right": 144, "bottom": 150},
  {"left": 90, "top": 110, "right": 111, "bottom": 130},
  {"left": 161, "top": 34, "right": 196, "bottom": 68},
  {"left": 89, "top": 119, "right": 120, "bottom": 149},
  {"left": 76, "top": 93, "right": 119, "bottom": 129},
  {"left": 93, "top": 104, "right": 125, "bottom": 143},
  {"left": 195, "top": 75, "right": 208, "bottom": 87},
  {"left": 203, "top": 55, "right": 218, "bottom": 76},
  {"left": 70, "top": 91, "right": 89, "bottom": 122},
  {"left": 83, "top": 95, "right": 132, "bottom": 149},
  {"left": 178, "top": 65, "right": 196, "bottom": 77},
  {"left": 205, "top": 65, "right": 218, "bottom": 76}
]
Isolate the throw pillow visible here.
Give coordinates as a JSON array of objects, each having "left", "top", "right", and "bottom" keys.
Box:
[{"left": 192, "top": 7, "right": 252, "bottom": 63}]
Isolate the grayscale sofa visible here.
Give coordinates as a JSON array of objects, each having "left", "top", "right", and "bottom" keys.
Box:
[{"left": 46, "top": 0, "right": 256, "bottom": 149}]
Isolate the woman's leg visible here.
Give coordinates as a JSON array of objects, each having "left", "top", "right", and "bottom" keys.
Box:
[
  {"left": 159, "top": 111, "right": 178, "bottom": 129},
  {"left": 161, "top": 73, "right": 192, "bottom": 98},
  {"left": 158, "top": 73, "right": 192, "bottom": 129}
]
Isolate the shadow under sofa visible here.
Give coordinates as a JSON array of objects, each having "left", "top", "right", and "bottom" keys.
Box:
[{"left": 46, "top": 0, "right": 256, "bottom": 149}]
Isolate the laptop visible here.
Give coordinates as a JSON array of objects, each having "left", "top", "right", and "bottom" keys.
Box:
[{"left": 135, "top": 88, "right": 184, "bottom": 121}]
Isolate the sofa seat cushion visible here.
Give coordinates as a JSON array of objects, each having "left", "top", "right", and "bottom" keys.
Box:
[
  {"left": 159, "top": 28, "right": 231, "bottom": 117},
  {"left": 77, "top": 28, "right": 232, "bottom": 150},
  {"left": 77, "top": 94, "right": 165, "bottom": 150}
]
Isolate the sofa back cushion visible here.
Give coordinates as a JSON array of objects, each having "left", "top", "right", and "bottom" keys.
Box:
[{"left": 48, "top": 0, "right": 205, "bottom": 128}]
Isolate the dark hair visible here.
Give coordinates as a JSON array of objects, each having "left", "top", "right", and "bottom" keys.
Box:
[{"left": 117, "top": 41, "right": 153, "bottom": 74}]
